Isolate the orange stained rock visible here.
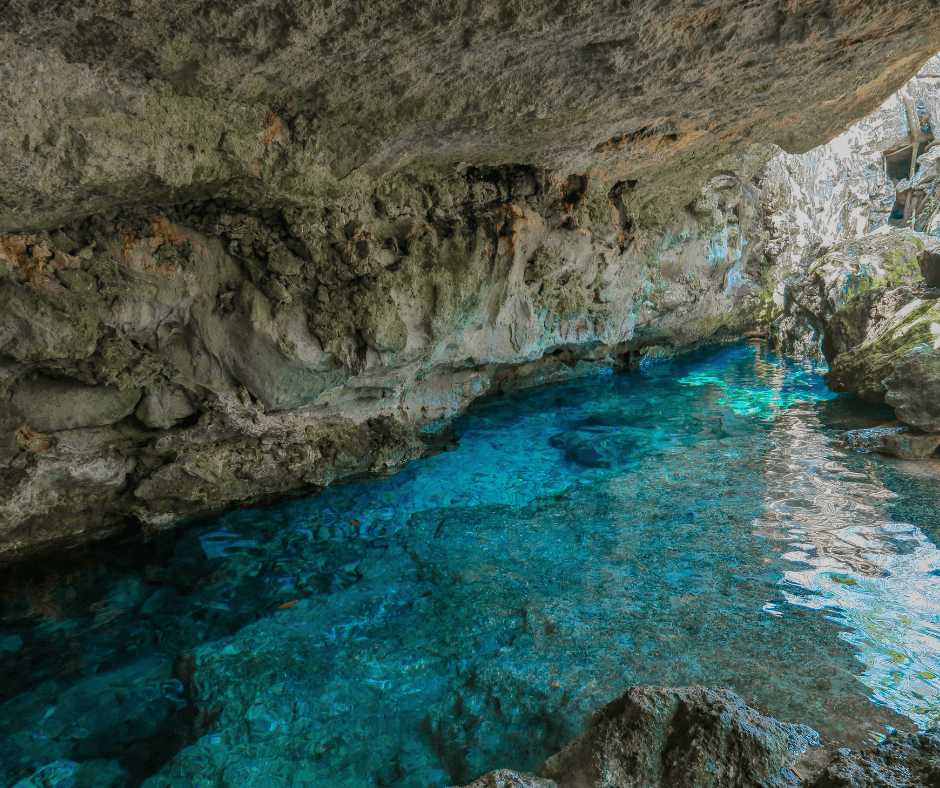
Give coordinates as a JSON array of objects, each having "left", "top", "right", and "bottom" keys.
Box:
[
  {"left": 254, "top": 108, "right": 289, "bottom": 176},
  {"left": 117, "top": 218, "right": 186, "bottom": 277},
  {"left": 0, "top": 234, "right": 76, "bottom": 291},
  {"left": 15, "top": 426, "right": 52, "bottom": 453}
]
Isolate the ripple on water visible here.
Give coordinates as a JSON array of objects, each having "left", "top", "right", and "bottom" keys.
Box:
[{"left": 2, "top": 342, "right": 940, "bottom": 788}]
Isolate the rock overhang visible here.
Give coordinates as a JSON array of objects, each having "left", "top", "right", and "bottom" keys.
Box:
[{"left": 2, "top": 0, "right": 940, "bottom": 231}]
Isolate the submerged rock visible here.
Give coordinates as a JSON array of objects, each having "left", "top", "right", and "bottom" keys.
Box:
[
  {"left": 454, "top": 771, "right": 557, "bottom": 788},
  {"left": 839, "top": 426, "right": 940, "bottom": 460},
  {"left": 537, "top": 685, "right": 817, "bottom": 788},
  {"left": 807, "top": 730, "right": 940, "bottom": 788},
  {"left": 11, "top": 759, "right": 127, "bottom": 788},
  {"left": 0, "top": 655, "right": 183, "bottom": 787}
]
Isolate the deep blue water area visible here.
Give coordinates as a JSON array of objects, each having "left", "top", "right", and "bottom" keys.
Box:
[{"left": 5, "top": 342, "right": 940, "bottom": 787}]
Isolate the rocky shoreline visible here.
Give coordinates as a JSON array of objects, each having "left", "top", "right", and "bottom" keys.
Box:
[
  {"left": 453, "top": 686, "right": 940, "bottom": 788},
  {"left": 2, "top": 0, "right": 940, "bottom": 555}
]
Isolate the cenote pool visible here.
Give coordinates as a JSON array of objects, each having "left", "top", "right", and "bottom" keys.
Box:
[{"left": 5, "top": 341, "right": 940, "bottom": 788}]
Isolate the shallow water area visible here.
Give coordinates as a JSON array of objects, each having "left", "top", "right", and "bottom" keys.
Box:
[{"left": 4, "top": 342, "right": 940, "bottom": 787}]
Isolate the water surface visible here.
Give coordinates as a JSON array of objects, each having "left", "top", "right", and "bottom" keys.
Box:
[{"left": 3, "top": 342, "right": 940, "bottom": 788}]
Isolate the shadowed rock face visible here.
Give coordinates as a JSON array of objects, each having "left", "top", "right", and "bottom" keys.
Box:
[
  {"left": 1, "top": 2, "right": 940, "bottom": 554},
  {"left": 538, "top": 685, "right": 818, "bottom": 788}
]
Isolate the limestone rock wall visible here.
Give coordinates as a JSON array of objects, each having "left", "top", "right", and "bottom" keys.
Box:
[
  {"left": 0, "top": 165, "right": 767, "bottom": 554},
  {"left": 762, "top": 54, "right": 940, "bottom": 350},
  {"left": 3, "top": 1, "right": 940, "bottom": 553},
  {"left": 2, "top": 1, "right": 940, "bottom": 233}
]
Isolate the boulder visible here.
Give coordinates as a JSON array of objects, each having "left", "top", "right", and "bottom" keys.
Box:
[
  {"left": 807, "top": 730, "right": 940, "bottom": 788},
  {"left": 773, "top": 229, "right": 932, "bottom": 357},
  {"left": 537, "top": 686, "right": 818, "bottom": 788},
  {"left": 824, "top": 291, "right": 940, "bottom": 407},
  {"left": 822, "top": 287, "right": 922, "bottom": 367},
  {"left": 883, "top": 347, "right": 940, "bottom": 432},
  {"left": 919, "top": 249, "right": 940, "bottom": 289},
  {"left": 11, "top": 377, "right": 141, "bottom": 432},
  {"left": 839, "top": 426, "right": 940, "bottom": 460}
]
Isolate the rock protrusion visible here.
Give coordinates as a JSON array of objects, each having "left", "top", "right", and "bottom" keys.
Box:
[
  {"left": 838, "top": 426, "right": 940, "bottom": 460},
  {"left": 806, "top": 730, "right": 940, "bottom": 788},
  {"left": 536, "top": 685, "right": 817, "bottom": 788},
  {"left": 773, "top": 229, "right": 932, "bottom": 357},
  {"left": 10, "top": 377, "right": 141, "bottom": 432},
  {"left": 134, "top": 386, "right": 198, "bottom": 430},
  {"left": 824, "top": 289, "right": 940, "bottom": 431},
  {"left": 918, "top": 248, "right": 940, "bottom": 289}
]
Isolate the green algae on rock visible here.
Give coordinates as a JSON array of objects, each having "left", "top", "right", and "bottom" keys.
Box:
[
  {"left": 825, "top": 291, "right": 940, "bottom": 415},
  {"left": 773, "top": 228, "right": 933, "bottom": 357}
]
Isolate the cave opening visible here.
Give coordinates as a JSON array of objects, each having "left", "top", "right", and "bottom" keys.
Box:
[{"left": 884, "top": 142, "right": 931, "bottom": 183}]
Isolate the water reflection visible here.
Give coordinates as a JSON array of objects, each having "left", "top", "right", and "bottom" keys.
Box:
[{"left": 742, "top": 364, "right": 940, "bottom": 730}]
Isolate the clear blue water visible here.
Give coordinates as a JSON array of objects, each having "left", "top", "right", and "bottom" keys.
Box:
[{"left": 4, "top": 342, "right": 940, "bottom": 787}]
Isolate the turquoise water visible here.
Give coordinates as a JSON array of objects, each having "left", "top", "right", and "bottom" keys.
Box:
[{"left": 4, "top": 342, "right": 940, "bottom": 787}]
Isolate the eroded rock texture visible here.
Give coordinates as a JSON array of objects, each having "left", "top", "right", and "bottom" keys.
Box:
[
  {"left": 771, "top": 227, "right": 935, "bottom": 356},
  {"left": 454, "top": 685, "right": 818, "bottom": 788},
  {"left": 762, "top": 54, "right": 940, "bottom": 281},
  {"left": 457, "top": 700, "right": 940, "bottom": 788},
  {"left": 2, "top": 1, "right": 940, "bottom": 552},
  {"left": 772, "top": 226, "right": 940, "bottom": 439},
  {"left": 807, "top": 730, "right": 940, "bottom": 788},
  {"left": 755, "top": 52, "right": 940, "bottom": 443},
  {"left": 824, "top": 281, "right": 940, "bottom": 431},
  {"left": 3, "top": 0, "right": 940, "bottom": 231},
  {"left": 538, "top": 685, "right": 818, "bottom": 788}
]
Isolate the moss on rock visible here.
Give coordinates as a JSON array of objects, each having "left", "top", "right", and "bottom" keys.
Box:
[{"left": 825, "top": 289, "right": 940, "bottom": 411}]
